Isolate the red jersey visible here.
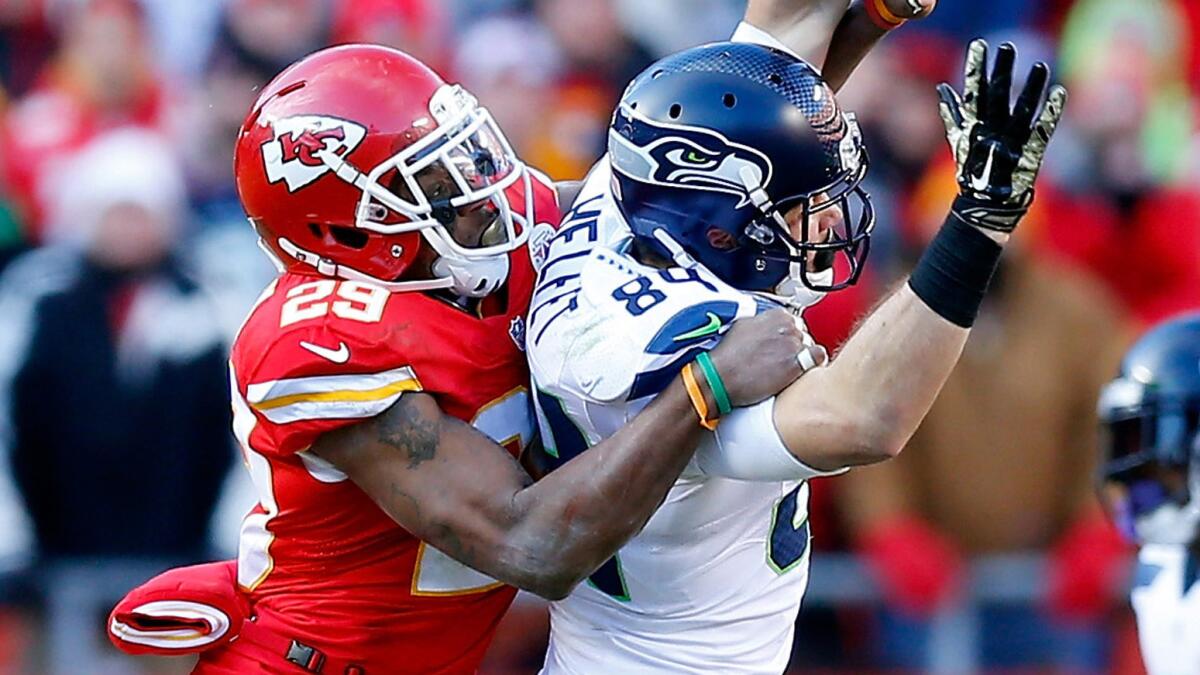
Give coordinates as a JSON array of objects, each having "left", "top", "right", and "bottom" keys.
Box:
[{"left": 224, "top": 176, "right": 559, "bottom": 673}]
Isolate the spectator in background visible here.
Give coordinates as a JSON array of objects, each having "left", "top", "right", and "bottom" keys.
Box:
[
  {"left": 612, "top": 0, "right": 743, "bottom": 57},
  {"left": 189, "top": 0, "right": 328, "bottom": 216},
  {"left": 834, "top": 32, "right": 960, "bottom": 277},
  {"left": 186, "top": 0, "right": 330, "bottom": 177},
  {"left": 332, "top": 0, "right": 448, "bottom": 74},
  {"left": 182, "top": 0, "right": 328, "bottom": 338},
  {"left": 454, "top": 12, "right": 612, "bottom": 182},
  {"left": 836, "top": 164, "right": 1134, "bottom": 671},
  {"left": 453, "top": 15, "right": 563, "bottom": 174},
  {"left": 1039, "top": 0, "right": 1200, "bottom": 326},
  {"left": 1, "top": 129, "right": 232, "bottom": 673},
  {"left": 534, "top": 0, "right": 653, "bottom": 97},
  {"left": 911, "top": 0, "right": 1043, "bottom": 41},
  {"left": 209, "top": 0, "right": 329, "bottom": 87},
  {"left": 0, "top": 0, "right": 55, "bottom": 97},
  {"left": 0, "top": 132, "right": 25, "bottom": 272},
  {"left": 535, "top": 0, "right": 650, "bottom": 86},
  {"left": 2, "top": 0, "right": 172, "bottom": 239},
  {"left": 457, "top": 0, "right": 654, "bottom": 182}
]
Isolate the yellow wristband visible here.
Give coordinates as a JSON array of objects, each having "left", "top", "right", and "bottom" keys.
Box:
[
  {"left": 869, "top": 0, "right": 906, "bottom": 28},
  {"left": 681, "top": 363, "right": 719, "bottom": 431}
]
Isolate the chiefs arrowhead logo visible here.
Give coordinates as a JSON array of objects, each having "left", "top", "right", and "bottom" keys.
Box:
[{"left": 261, "top": 115, "right": 367, "bottom": 192}]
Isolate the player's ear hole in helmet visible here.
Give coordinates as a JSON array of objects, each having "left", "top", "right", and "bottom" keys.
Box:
[{"left": 608, "top": 42, "right": 874, "bottom": 295}]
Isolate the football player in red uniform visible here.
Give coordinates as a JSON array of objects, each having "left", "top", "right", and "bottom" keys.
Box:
[
  {"left": 107, "top": 2, "right": 936, "bottom": 672},
  {"left": 107, "top": 45, "right": 805, "bottom": 675}
]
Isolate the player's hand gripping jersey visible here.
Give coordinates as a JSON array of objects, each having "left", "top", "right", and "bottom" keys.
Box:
[
  {"left": 527, "top": 167, "right": 841, "bottom": 675},
  {"left": 224, "top": 174, "right": 558, "bottom": 673}
]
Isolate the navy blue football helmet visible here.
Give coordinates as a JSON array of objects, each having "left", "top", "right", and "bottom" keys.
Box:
[
  {"left": 608, "top": 41, "right": 873, "bottom": 294},
  {"left": 1098, "top": 313, "right": 1200, "bottom": 545}
]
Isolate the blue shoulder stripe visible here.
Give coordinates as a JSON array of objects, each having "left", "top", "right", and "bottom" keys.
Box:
[
  {"left": 754, "top": 296, "right": 784, "bottom": 315},
  {"left": 1133, "top": 560, "right": 1163, "bottom": 590},
  {"left": 645, "top": 300, "right": 739, "bottom": 356}
]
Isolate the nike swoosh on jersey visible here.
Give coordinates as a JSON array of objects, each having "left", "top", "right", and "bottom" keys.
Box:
[
  {"left": 299, "top": 340, "right": 350, "bottom": 363},
  {"left": 673, "top": 312, "right": 723, "bottom": 342},
  {"left": 970, "top": 145, "right": 997, "bottom": 192}
]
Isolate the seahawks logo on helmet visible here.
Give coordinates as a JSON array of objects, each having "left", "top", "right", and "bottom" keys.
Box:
[{"left": 608, "top": 104, "right": 773, "bottom": 208}]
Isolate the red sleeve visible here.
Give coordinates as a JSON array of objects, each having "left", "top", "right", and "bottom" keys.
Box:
[{"left": 231, "top": 283, "right": 422, "bottom": 457}]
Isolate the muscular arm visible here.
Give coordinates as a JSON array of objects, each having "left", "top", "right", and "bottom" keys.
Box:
[
  {"left": 743, "top": 0, "right": 936, "bottom": 91},
  {"left": 774, "top": 283, "right": 969, "bottom": 470},
  {"left": 743, "top": 0, "right": 848, "bottom": 67},
  {"left": 686, "top": 286, "right": 977, "bottom": 477},
  {"left": 821, "top": 2, "right": 892, "bottom": 91},
  {"left": 312, "top": 388, "right": 700, "bottom": 600},
  {"left": 552, "top": 1, "right": 931, "bottom": 206},
  {"left": 312, "top": 311, "right": 804, "bottom": 600},
  {"left": 775, "top": 36, "right": 1065, "bottom": 472}
]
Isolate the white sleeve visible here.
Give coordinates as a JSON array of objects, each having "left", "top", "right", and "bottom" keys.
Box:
[
  {"left": 693, "top": 397, "right": 848, "bottom": 481},
  {"left": 730, "top": 21, "right": 801, "bottom": 59}
]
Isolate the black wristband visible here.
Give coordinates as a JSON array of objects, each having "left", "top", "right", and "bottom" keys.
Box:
[{"left": 907, "top": 210, "right": 1004, "bottom": 328}]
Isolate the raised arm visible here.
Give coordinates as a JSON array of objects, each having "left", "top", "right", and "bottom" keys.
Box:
[
  {"left": 822, "top": 0, "right": 936, "bottom": 90},
  {"left": 743, "top": 0, "right": 850, "bottom": 66},
  {"left": 311, "top": 310, "right": 805, "bottom": 600},
  {"left": 552, "top": 1, "right": 932, "bottom": 206},
  {"left": 775, "top": 40, "right": 1067, "bottom": 470},
  {"left": 742, "top": 0, "right": 936, "bottom": 91}
]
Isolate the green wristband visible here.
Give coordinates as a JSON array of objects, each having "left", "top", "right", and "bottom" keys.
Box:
[{"left": 694, "top": 352, "right": 732, "bottom": 416}]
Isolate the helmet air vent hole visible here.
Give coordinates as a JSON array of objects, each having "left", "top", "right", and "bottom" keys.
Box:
[
  {"left": 669, "top": 103, "right": 682, "bottom": 119},
  {"left": 630, "top": 101, "right": 638, "bottom": 110},
  {"left": 308, "top": 223, "right": 322, "bottom": 239},
  {"left": 723, "top": 93, "right": 736, "bottom": 109},
  {"left": 652, "top": 69, "right": 664, "bottom": 79},
  {"left": 330, "top": 225, "right": 368, "bottom": 250},
  {"left": 767, "top": 73, "right": 783, "bottom": 85}
]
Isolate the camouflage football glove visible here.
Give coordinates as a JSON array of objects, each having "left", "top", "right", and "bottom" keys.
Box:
[{"left": 937, "top": 39, "right": 1067, "bottom": 233}]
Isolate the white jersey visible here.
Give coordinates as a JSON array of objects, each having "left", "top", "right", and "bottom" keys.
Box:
[
  {"left": 527, "top": 165, "right": 837, "bottom": 674},
  {"left": 1131, "top": 544, "right": 1200, "bottom": 675}
]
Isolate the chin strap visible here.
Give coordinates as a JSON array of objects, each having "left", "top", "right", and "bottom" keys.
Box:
[
  {"left": 431, "top": 252, "right": 510, "bottom": 298},
  {"left": 652, "top": 228, "right": 701, "bottom": 269},
  {"left": 771, "top": 265, "right": 833, "bottom": 311},
  {"left": 652, "top": 219, "right": 830, "bottom": 312},
  {"left": 274, "top": 236, "right": 456, "bottom": 293},
  {"left": 271, "top": 227, "right": 511, "bottom": 297},
  {"left": 256, "top": 236, "right": 287, "bottom": 274}
]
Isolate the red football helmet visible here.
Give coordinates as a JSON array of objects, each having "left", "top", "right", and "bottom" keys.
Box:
[{"left": 234, "top": 44, "right": 531, "bottom": 296}]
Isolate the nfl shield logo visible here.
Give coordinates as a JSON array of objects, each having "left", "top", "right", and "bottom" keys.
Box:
[
  {"left": 509, "top": 316, "right": 527, "bottom": 352},
  {"left": 528, "top": 222, "right": 556, "bottom": 271}
]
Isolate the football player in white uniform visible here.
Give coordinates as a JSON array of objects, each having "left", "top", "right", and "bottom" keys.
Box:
[
  {"left": 1098, "top": 314, "right": 1200, "bottom": 675},
  {"left": 525, "top": 34, "right": 1067, "bottom": 674}
]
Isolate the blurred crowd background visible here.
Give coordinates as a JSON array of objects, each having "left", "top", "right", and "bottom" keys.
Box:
[{"left": 0, "top": 0, "right": 1196, "bottom": 673}]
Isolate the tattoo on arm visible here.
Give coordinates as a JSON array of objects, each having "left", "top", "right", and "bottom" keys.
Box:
[{"left": 377, "top": 396, "right": 439, "bottom": 469}]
